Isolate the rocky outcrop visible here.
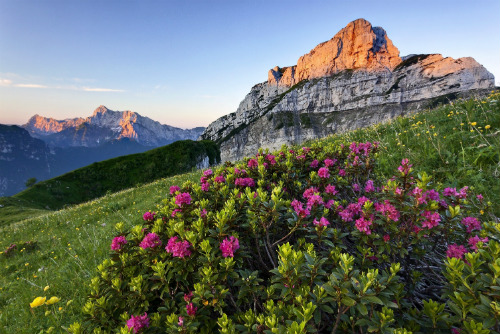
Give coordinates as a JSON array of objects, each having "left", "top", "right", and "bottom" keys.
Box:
[
  {"left": 268, "top": 19, "right": 401, "bottom": 87},
  {"left": 23, "top": 106, "right": 205, "bottom": 148},
  {"left": 200, "top": 19, "right": 495, "bottom": 162}
]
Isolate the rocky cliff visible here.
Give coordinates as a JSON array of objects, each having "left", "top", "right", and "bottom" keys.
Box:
[
  {"left": 24, "top": 106, "right": 205, "bottom": 148},
  {"left": 200, "top": 19, "right": 495, "bottom": 162}
]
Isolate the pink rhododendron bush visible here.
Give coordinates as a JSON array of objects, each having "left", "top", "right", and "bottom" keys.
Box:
[{"left": 72, "top": 142, "right": 499, "bottom": 334}]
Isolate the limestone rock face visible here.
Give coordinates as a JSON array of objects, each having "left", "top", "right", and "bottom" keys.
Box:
[
  {"left": 23, "top": 106, "right": 205, "bottom": 148},
  {"left": 200, "top": 18, "right": 495, "bottom": 162},
  {"left": 268, "top": 18, "right": 401, "bottom": 87}
]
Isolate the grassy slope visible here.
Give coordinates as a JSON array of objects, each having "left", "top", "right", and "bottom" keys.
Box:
[
  {"left": 307, "top": 91, "right": 500, "bottom": 215},
  {"left": 0, "top": 93, "right": 498, "bottom": 333},
  {"left": 0, "top": 140, "right": 219, "bottom": 226}
]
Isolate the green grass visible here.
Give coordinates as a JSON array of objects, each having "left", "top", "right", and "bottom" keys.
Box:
[
  {"left": 0, "top": 92, "right": 498, "bottom": 333},
  {"left": 307, "top": 90, "right": 500, "bottom": 215},
  {"left": 0, "top": 140, "right": 219, "bottom": 226},
  {"left": 0, "top": 171, "right": 202, "bottom": 333}
]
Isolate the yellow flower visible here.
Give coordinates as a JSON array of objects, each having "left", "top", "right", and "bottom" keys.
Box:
[
  {"left": 485, "top": 125, "right": 491, "bottom": 129},
  {"left": 44, "top": 285, "right": 50, "bottom": 291},
  {"left": 30, "top": 296, "right": 46, "bottom": 308},
  {"left": 46, "top": 296, "right": 61, "bottom": 305},
  {"left": 471, "top": 122, "right": 477, "bottom": 126}
]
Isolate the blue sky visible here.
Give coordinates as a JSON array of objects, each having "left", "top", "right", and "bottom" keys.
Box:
[{"left": 1, "top": 0, "right": 498, "bottom": 128}]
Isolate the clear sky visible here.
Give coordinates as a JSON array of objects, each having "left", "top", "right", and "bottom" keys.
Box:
[{"left": 0, "top": 0, "right": 498, "bottom": 128}]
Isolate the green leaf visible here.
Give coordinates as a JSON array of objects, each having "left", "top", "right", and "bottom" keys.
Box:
[
  {"left": 363, "top": 295, "right": 384, "bottom": 305},
  {"left": 357, "top": 302, "right": 368, "bottom": 316},
  {"left": 341, "top": 297, "right": 356, "bottom": 307}
]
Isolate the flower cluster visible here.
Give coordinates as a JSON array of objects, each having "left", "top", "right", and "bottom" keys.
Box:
[
  {"left": 234, "top": 177, "right": 255, "bottom": 187},
  {"left": 111, "top": 236, "right": 127, "bottom": 251},
  {"left": 166, "top": 236, "right": 192, "bottom": 258},
  {"left": 142, "top": 211, "right": 155, "bottom": 222},
  {"left": 139, "top": 233, "right": 162, "bottom": 249},
  {"left": 220, "top": 236, "right": 239, "bottom": 258},
  {"left": 175, "top": 192, "right": 192, "bottom": 207},
  {"left": 127, "top": 313, "right": 149, "bottom": 333}
]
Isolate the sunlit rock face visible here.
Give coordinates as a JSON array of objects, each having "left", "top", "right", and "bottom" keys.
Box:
[
  {"left": 201, "top": 19, "right": 495, "bottom": 162},
  {"left": 23, "top": 106, "right": 205, "bottom": 148}
]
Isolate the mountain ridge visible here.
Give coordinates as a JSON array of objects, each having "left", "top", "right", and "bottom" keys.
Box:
[
  {"left": 23, "top": 106, "right": 205, "bottom": 147},
  {"left": 200, "top": 19, "right": 495, "bottom": 161}
]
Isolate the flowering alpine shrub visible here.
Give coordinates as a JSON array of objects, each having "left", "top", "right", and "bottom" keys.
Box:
[{"left": 73, "top": 141, "right": 496, "bottom": 334}]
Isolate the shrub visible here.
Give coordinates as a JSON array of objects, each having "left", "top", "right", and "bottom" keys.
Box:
[{"left": 74, "top": 141, "right": 495, "bottom": 333}]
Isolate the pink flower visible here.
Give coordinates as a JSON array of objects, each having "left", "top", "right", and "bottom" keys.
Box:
[
  {"left": 201, "top": 182, "right": 210, "bottom": 192},
  {"left": 324, "top": 158, "right": 336, "bottom": 167},
  {"left": 296, "top": 154, "right": 305, "bottom": 160},
  {"left": 424, "top": 189, "right": 440, "bottom": 201},
  {"left": 171, "top": 209, "right": 181, "bottom": 217},
  {"left": 126, "top": 313, "right": 149, "bottom": 333},
  {"left": 203, "top": 169, "right": 213, "bottom": 177},
  {"left": 364, "top": 180, "right": 375, "bottom": 193},
  {"left": 302, "top": 147, "right": 311, "bottom": 153},
  {"left": 186, "top": 303, "right": 197, "bottom": 317},
  {"left": 166, "top": 237, "right": 192, "bottom": 258},
  {"left": 307, "top": 194, "right": 323, "bottom": 209},
  {"left": 143, "top": 211, "right": 155, "bottom": 222},
  {"left": 468, "top": 236, "right": 489, "bottom": 251},
  {"left": 338, "top": 169, "right": 346, "bottom": 177},
  {"left": 140, "top": 233, "right": 162, "bottom": 249},
  {"left": 175, "top": 192, "right": 192, "bottom": 207},
  {"left": 375, "top": 200, "right": 400, "bottom": 222},
  {"left": 446, "top": 244, "right": 467, "bottom": 259},
  {"left": 355, "top": 216, "right": 373, "bottom": 235},
  {"left": 352, "top": 183, "right": 360, "bottom": 192},
  {"left": 266, "top": 154, "right": 276, "bottom": 165},
  {"left": 451, "top": 328, "right": 461, "bottom": 334},
  {"left": 313, "top": 217, "right": 330, "bottom": 227},
  {"left": 170, "top": 185, "right": 180, "bottom": 195},
  {"left": 309, "top": 159, "right": 319, "bottom": 168},
  {"left": 324, "top": 199, "right": 335, "bottom": 209},
  {"left": 421, "top": 211, "right": 440, "bottom": 229},
  {"left": 443, "top": 187, "right": 459, "bottom": 197},
  {"left": 220, "top": 236, "right": 240, "bottom": 258},
  {"left": 200, "top": 209, "right": 207, "bottom": 218},
  {"left": 458, "top": 186, "right": 468, "bottom": 199},
  {"left": 234, "top": 178, "right": 255, "bottom": 187},
  {"left": 214, "top": 175, "right": 226, "bottom": 183},
  {"left": 318, "top": 167, "right": 330, "bottom": 179},
  {"left": 178, "top": 316, "right": 184, "bottom": 326},
  {"left": 397, "top": 158, "right": 412, "bottom": 175},
  {"left": 325, "top": 184, "right": 338, "bottom": 195},
  {"left": 111, "top": 236, "right": 127, "bottom": 251},
  {"left": 184, "top": 291, "right": 193, "bottom": 302},
  {"left": 291, "top": 199, "right": 310, "bottom": 218},
  {"left": 476, "top": 194, "right": 484, "bottom": 201},
  {"left": 303, "top": 187, "right": 319, "bottom": 199},
  {"left": 462, "top": 217, "right": 482, "bottom": 233},
  {"left": 383, "top": 235, "right": 390, "bottom": 242},
  {"left": 247, "top": 159, "right": 258, "bottom": 168}
]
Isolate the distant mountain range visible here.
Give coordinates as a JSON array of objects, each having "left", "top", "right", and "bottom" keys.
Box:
[
  {"left": 23, "top": 105, "right": 204, "bottom": 147},
  {"left": 0, "top": 107, "right": 206, "bottom": 196}
]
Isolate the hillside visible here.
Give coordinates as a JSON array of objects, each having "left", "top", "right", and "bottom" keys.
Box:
[
  {"left": 0, "top": 140, "right": 219, "bottom": 225},
  {"left": 0, "top": 93, "right": 498, "bottom": 333}
]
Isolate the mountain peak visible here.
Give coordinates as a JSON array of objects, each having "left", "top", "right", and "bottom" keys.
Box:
[
  {"left": 268, "top": 18, "right": 401, "bottom": 86},
  {"left": 93, "top": 105, "right": 110, "bottom": 116}
]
